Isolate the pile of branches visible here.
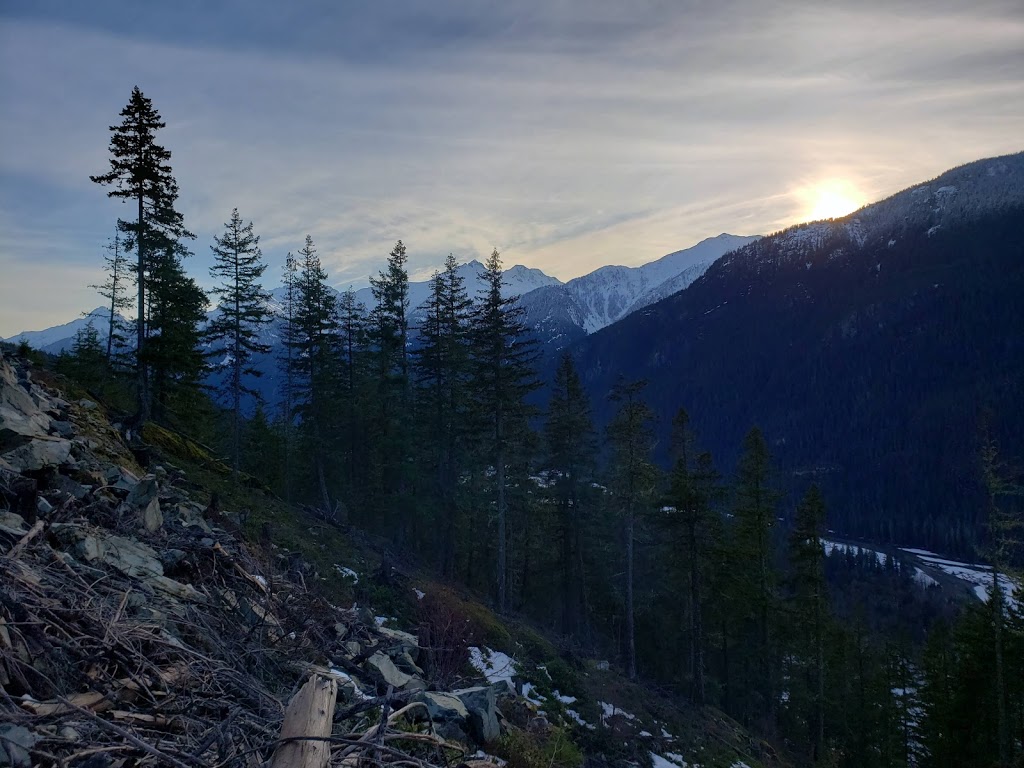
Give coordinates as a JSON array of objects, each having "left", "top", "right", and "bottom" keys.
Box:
[{"left": 0, "top": 503, "right": 459, "bottom": 768}]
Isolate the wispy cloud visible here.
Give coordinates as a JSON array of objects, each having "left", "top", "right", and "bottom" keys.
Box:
[{"left": 1, "top": 1, "right": 1022, "bottom": 334}]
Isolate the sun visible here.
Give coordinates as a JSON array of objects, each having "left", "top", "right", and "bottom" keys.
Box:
[{"left": 802, "top": 179, "right": 865, "bottom": 221}]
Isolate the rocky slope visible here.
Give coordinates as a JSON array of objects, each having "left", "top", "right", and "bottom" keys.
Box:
[{"left": 0, "top": 347, "right": 772, "bottom": 768}]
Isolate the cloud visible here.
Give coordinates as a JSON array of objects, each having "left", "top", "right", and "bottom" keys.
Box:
[{"left": 1, "top": 1, "right": 1022, "bottom": 335}]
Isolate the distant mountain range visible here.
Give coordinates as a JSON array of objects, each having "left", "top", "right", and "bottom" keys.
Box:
[
  {"left": 4, "top": 232, "right": 756, "bottom": 358},
  {"left": 567, "top": 151, "right": 1024, "bottom": 556}
]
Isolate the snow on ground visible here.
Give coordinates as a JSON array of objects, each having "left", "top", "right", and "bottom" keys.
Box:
[
  {"left": 334, "top": 565, "right": 359, "bottom": 583},
  {"left": 901, "top": 548, "right": 1020, "bottom": 608},
  {"left": 823, "top": 539, "right": 888, "bottom": 566},
  {"left": 468, "top": 646, "right": 518, "bottom": 684},
  {"left": 554, "top": 690, "right": 576, "bottom": 704},
  {"left": 650, "top": 753, "right": 689, "bottom": 768},
  {"left": 413, "top": 588, "right": 426, "bottom": 600},
  {"left": 521, "top": 682, "right": 546, "bottom": 707},
  {"left": 913, "top": 568, "right": 939, "bottom": 588},
  {"left": 565, "top": 709, "right": 596, "bottom": 730},
  {"left": 599, "top": 701, "right": 638, "bottom": 723}
]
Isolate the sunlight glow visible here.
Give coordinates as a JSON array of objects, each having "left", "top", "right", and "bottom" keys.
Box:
[{"left": 803, "top": 180, "right": 865, "bottom": 221}]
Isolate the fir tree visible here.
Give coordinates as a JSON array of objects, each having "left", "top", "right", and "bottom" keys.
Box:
[
  {"left": 279, "top": 251, "right": 298, "bottom": 504},
  {"left": 469, "top": 248, "right": 540, "bottom": 613},
  {"left": 206, "top": 208, "right": 272, "bottom": 478},
  {"left": 89, "top": 229, "right": 132, "bottom": 365},
  {"left": 607, "top": 377, "right": 658, "bottom": 679},
  {"left": 283, "top": 236, "right": 338, "bottom": 514},
  {"left": 786, "top": 484, "right": 829, "bottom": 762},
  {"left": 414, "top": 255, "right": 473, "bottom": 575},
  {"left": 91, "top": 86, "right": 193, "bottom": 420},
  {"left": 544, "top": 352, "right": 598, "bottom": 640}
]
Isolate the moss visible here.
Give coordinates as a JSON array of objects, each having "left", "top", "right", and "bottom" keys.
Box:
[{"left": 494, "top": 727, "right": 583, "bottom": 768}]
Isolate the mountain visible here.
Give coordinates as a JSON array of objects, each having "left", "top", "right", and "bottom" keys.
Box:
[
  {"left": 518, "top": 233, "right": 759, "bottom": 348},
  {"left": 1, "top": 307, "right": 122, "bottom": 354},
  {"left": 567, "top": 152, "right": 1024, "bottom": 557}
]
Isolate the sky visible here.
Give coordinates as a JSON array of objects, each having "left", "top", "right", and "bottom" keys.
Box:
[{"left": 1, "top": 0, "right": 1022, "bottom": 337}]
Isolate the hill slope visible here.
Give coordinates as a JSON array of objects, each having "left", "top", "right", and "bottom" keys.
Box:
[{"left": 569, "top": 152, "right": 1024, "bottom": 555}]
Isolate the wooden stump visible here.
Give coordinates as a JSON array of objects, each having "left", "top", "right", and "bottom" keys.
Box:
[{"left": 270, "top": 673, "right": 339, "bottom": 768}]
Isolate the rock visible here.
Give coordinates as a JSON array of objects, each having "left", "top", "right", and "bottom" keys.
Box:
[
  {"left": 53, "top": 474, "right": 89, "bottom": 500},
  {"left": 0, "top": 511, "right": 28, "bottom": 536},
  {"left": 49, "top": 420, "right": 74, "bottom": 438},
  {"left": 394, "top": 649, "right": 425, "bottom": 677},
  {"left": 343, "top": 641, "right": 362, "bottom": 658},
  {"left": 453, "top": 686, "right": 500, "bottom": 744},
  {"left": 1, "top": 436, "right": 72, "bottom": 472},
  {"left": 417, "top": 691, "right": 469, "bottom": 721},
  {"left": 36, "top": 496, "right": 54, "bottom": 515},
  {"left": 57, "top": 726, "right": 82, "bottom": 743},
  {"left": 126, "top": 475, "right": 159, "bottom": 508},
  {"left": 489, "top": 679, "right": 517, "bottom": 701},
  {"left": 365, "top": 651, "right": 413, "bottom": 689},
  {"left": 334, "top": 622, "right": 349, "bottom": 640},
  {"left": 160, "top": 549, "right": 187, "bottom": 569},
  {"left": 140, "top": 496, "right": 163, "bottom": 532},
  {"left": 78, "top": 398, "right": 98, "bottom": 410},
  {"left": 379, "top": 626, "right": 420, "bottom": 658},
  {"left": 595, "top": 660, "right": 610, "bottom": 671},
  {"left": 105, "top": 465, "right": 139, "bottom": 492},
  {"left": 0, "top": 723, "right": 36, "bottom": 768},
  {"left": 53, "top": 526, "right": 165, "bottom": 581}
]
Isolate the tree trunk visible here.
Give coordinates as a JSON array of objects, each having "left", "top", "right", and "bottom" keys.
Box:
[
  {"left": 689, "top": 520, "right": 705, "bottom": 706},
  {"left": 271, "top": 673, "right": 338, "bottom": 768},
  {"left": 626, "top": 504, "right": 636, "bottom": 679},
  {"left": 136, "top": 192, "right": 150, "bottom": 422}
]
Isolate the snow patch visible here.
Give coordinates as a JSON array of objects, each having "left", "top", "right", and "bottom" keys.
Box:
[{"left": 468, "top": 647, "right": 518, "bottom": 684}]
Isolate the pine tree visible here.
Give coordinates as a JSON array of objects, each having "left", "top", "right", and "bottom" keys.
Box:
[
  {"left": 414, "top": 254, "right": 473, "bottom": 575},
  {"left": 206, "top": 208, "right": 272, "bottom": 478},
  {"left": 661, "top": 408, "right": 721, "bottom": 705},
  {"left": 544, "top": 352, "right": 598, "bottom": 641},
  {"left": 89, "top": 229, "right": 132, "bottom": 365},
  {"left": 731, "top": 426, "right": 782, "bottom": 727},
  {"left": 142, "top": 242, "right": 208, "bottom": 424},
  {"left": 469, "top": 248, "right": 539, "bottom": 613},
  {"left": 367, "top": 240, "right": 413, "bottom": 535},
  {"left": 786, "top": 484, "right": 829, "bottom": 762},
  {"left": 336, "top": 287, "right": 368, "bottom": 504},
  {"left": 91, "top": 86, "right": 194, "bottom": 420},
  {"left": 283, "top": 236, "right": 338, "bottom": 514},
  {"left": 63, "top": 323, "right": 107, "bottom": 391},
  {"left": 607, "top": 377, "right": 658, "bottom": 679},
  {"left": 279, "top": 251, "right": 299, "bottom": 504}
]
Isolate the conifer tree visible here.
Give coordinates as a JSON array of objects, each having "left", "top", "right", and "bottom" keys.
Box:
[
  {"left": 786, "top": 484, "right": 829, "bottom": 761},
  {"left": 206, "top": 208, "right": 272, "bottom": 477},
  {"left": 730, "top": 426, "right": 782, "bottom": 726},
  {"left": 143, "top": 242, "right": 208, "bottom": 423},
  {"left": 283, "top": 236, "right": 337, "bottom": 514},
  {"left": 90, "top": 229, "right": 132, "bottom": 365},
  {"left": 335, "top": 287, "right": 368, "bottom": 503},
  {"left": 279, "top": 251, "right": 298, "bottom": 504},
  {"left": 415, "top": 255, "right": 473, "bottom": 575},
  {"left": 91, "top": 86, "right": 193, "bottom": 420},
  {"left": 545, "top": 352, "right": 598, "bottom": 640},
  {"left": 607, "top": 377, "right": 658, "bottom": 679},
  {"left": 64, "top": 323, "right": 106, "bottom": 391},
  {"left": 662, "top": 408, "right": 721, "bottom": 705},
  {"left": 469, "top": 248, "right": 539, "bottom": 613}
]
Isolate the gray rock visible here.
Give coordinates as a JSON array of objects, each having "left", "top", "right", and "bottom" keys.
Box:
[
  {"left": 105, "top": 465, "right": 140, "bottom": 492},
  {"left": 365, "top": 651, "right": 413, "bottom": 689},
  {"left": 126, "top": 475, "right": 159, "bottom": 509},
  {"left": 489, "top": 678, "right": 517, "bottom": 701},
  {"left": 36, "top": 496, "right": 54, "bottom": 515},
  {"left": 78, "top": 398, "right": 98, "bottom": 410},
  {"left": 53, "top": 474, "right": 89, "bottom": 500},
  {"left": 0, "top": 723, "right": 36, "bottom": 768},
  {"left": 378, "top": 626, "right": 420, "bottom": 659},
  {"left": 417, "top": 691, "right": 469, "bottom": 721},
  {"left": 1, "top": 436, "right": 72, "bottom": 472},
  {"left": 0, "top": 511, "right": 27, "bottom": 536},
  {"left": 140, "top": 496, "right": 163, "bottom": 532},
  {"left": 453, "top": 686, "right": 500, "bottom": 744}
]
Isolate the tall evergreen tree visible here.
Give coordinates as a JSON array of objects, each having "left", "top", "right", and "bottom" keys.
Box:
[
  {"left": 143, "top": 242, "right": 208, "bottom": 424},
  {"left": 89, "top": 229, "right": 132, "bottom": 365},
  {"left": 414, "top": 255, "right": 473, "bottom": 575},
  {"left": 662, "top": 408, "right": 721, "bottom": 705},
  {"left": 279, "top": 251, "right": 299, "bottom": 504},
  {"left": 91, "top": 86, "right": 193, "bottom": 420},
  {"left": 730, "top": 426, "right": 782, "bottom": 728},
  {"left": 336, "top": 287, "right": 368, "bottom": 504},
  {"left": 607, "top": 377, "right": 658, "bottom": 679},
  {"left": 206, "top": 208, "right": 272, "bottom": 477},
  {"left": 283, "top": 236, "right": 338, "bottom": 514},
  {"left": 545, "top": 352, "right": 598, "bottom": 641},
  {"left": 786, "top": 484, "right": 829, "bottom": 762},
  {"left": 469, "top": 248, "right": 539, "bottom": 613}
]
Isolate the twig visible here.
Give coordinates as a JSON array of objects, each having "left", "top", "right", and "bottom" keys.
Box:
[{"left": 9, "top": 520, "right": 45, "bottom": 558}]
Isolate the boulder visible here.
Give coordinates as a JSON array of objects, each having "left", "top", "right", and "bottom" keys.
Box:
[
  {"left": 1, "top": 436, "right": 72, "bottom": 472},
  {"left": 378, "top": 626, "right": 420, "bottom": 659},
  {"left": 126, "top": 475, "right": 159, "bottom": 509},
  {"left": 365, "top": 652, "right": 413, "bottom": 689},
  {"left": 417, "top": 691, "right": 469, "bottom": 721},
  {"left": 453, "top": 686, "right": 500, "bottom": 744}
]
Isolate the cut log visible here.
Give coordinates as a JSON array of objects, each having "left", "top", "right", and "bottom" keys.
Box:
[{"left": 270, "top": 673, "right": 338, "bottom": 768}]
